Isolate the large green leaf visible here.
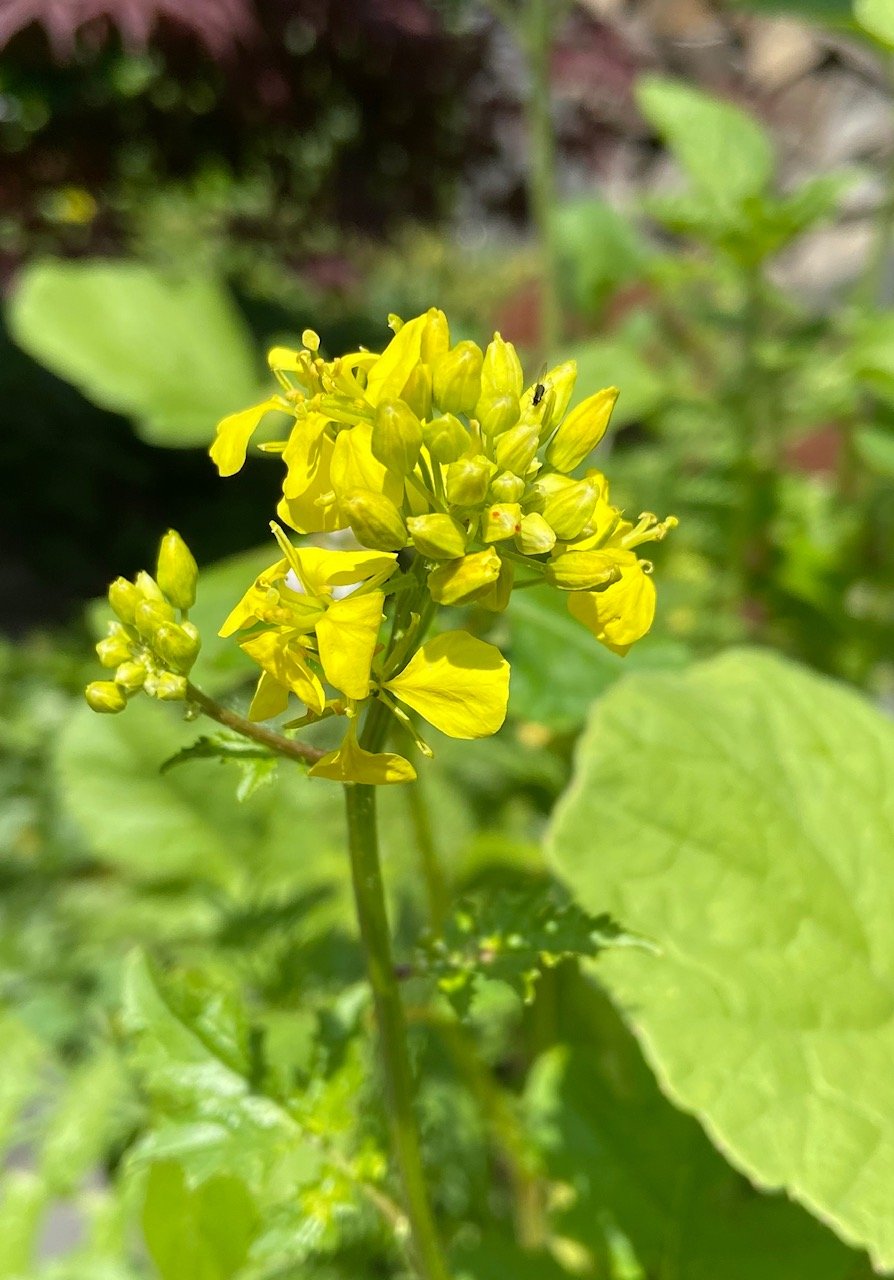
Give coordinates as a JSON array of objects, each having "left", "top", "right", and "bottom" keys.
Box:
[
  {"left": 636, "top": 76, "right": 774, "bottom": 211},
  {"left": 547, "top": 650, "right": 894, "bottom": 1269},
  {"left": 555, "top": 198, "right": 648, "bottom": 317},
  {"left": 6, "top": 260, "right": 262, "bottom": 447}
]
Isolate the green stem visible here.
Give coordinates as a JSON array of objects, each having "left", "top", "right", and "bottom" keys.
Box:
[
  {"left": 406, "top": 762, "right": 449, "bottom": 934},
  {"left": 343, "top": 783, "right": 451, "bottom": 1280},
  {"left": 185, "top": 682, "right": 325, "bottom": 766},
  {"left": 522, "top": 0, "right": 562, "bottom": 358}
]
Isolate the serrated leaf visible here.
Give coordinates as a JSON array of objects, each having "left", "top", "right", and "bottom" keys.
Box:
[
  {"left": 548, "top": 649, "right": 894, "bottom": 1269},
  {"left": 7, "top": 261, "right": 262, "bottom": 447},
  {"left": 161, "top": 732, "right": 279, "bottom": 803}
]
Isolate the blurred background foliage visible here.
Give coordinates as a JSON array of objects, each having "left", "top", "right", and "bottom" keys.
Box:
[{"left": 3, "top": 0, "right": 894, "bottom": 1276}]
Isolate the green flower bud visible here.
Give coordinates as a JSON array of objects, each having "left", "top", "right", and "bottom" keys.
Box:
[
  {"left": 489, "top": 472, "right": 526, "bottom": 504},
  {"left": 477, "top": 394, "right": 520, "bottom": 437},
  {"left": 541, "top": 476, "right": 601, "bottom": 541},
  {"left": 144, "top": 671, "right": 188, "bottom": 701},
  {"left": 423, "top": 413, "right": 470, "bottom": 464},
  {"left": 433, "top": 341, "right": 483, "bottom": 417},
  {"left": 373, "top": 399, "right": 423, "bottom": 476},
  {"left": 482, "top": 503, "right": 523, "bottom": 543},
  {"left": 153, "top": 621, "right": 201, "bottom": 673},
  {"left": 156, "top": 529, "right": 199, "bottom": 611},
  {"left": 85, "top": 680, "right": 127, "bottom": 714},
  {"left": 480, "top": 332, "right": 523, "bottom": 402},
  {"left": 545, "top": 550, "right": 623, "bottom": 591},
  {"left": 477, "top": 555, "right": 514, "bottom": 613},
  {"left": 96, "top": 625, "right": 133, "bottom": 668},
  {"left": 516, "top": 512, "right": 556, "bottom": 555},
  {"left": 546, "top": 387, "right": 618, "bottom": 473},
  {"left": 445, "top": 455, "right": 493, "bottom": 506},
  {"left": 108, "top": 576, "right": 140, "bottom": 624},
  {"left": 524, "top": 360, "right": 577, "bottom": 433},
  {"left": 428, "top": 547, "right": 501, "bottom": 605},
  {"left": 399, "top": 363, "right": 433, "bottom": 421},
  {"left": 421, "top": 308, "right": 450, "bottom": 364},
  {"left": 134, "top": 597, "right": 176, "bottom": 640},
  {"left": 407, "top": 513, "right": 467, "bottom": 560},
  {"left": 114, "top": 660, "right": 147, "bottom": 693},
  {"left": 494, "top": 422, "right": 540, "bottom": 475},
  {"left": 340, "top": 489, "right": 408, "bottom": 551},
  {"left": 135, "top": 571, "right": 165, "bottom": 603}
]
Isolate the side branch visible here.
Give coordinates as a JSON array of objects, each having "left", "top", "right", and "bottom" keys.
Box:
[{"left": 185, "top": 682, "right": 326, "bottom": 766}]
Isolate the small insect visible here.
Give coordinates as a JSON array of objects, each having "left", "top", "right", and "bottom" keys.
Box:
[{"left": 532, "top": 362, "right": 548, "bottom": 406}]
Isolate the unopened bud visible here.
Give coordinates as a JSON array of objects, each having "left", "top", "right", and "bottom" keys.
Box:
[
  {"left": 516, "top": 512, "right": 556, "bottom": 555},
  {"left": 421, "top": 308, "right": 450, "bottom": 364},
  {"left": 477, "top": 555, "right": 514, "bottom": 613},
  {"left": 96, "top": 626, "right": 133, "bottom": 668},
  {"left": 156, "top": 529, "right": 199, "bottom": 611},
  {"left": 482, "top": 503, "right": 523, "bottom": 543},
  {"left": 428, "top": 547, "right": 501, "bottom": 605},
  {"left": 134, "top": 597, "right": 176, "bottom": 640},
  {"left": 407, "top": 513, "right": 467, "bottom": 560},
  {"left": 85, "top": 680, "right": 127, "bottom": 714},
  {"left": 108, "top": 577, "right": 140, "bottom": 624},
  {"left": 478, "top": 394, "right": 520, "bottom": 437},
  {"left": 373, "top": 399, "right": 423, "bottom": 476},
  {"left": 433, "top": 341, "right": 483, "bottom": 417},
  {"left": 341, "top": 489, "right": 408, "bottom": 552},
  {"left": 153, "top": 621, "right": 201, "bottom": 673},
  {"left": 489, "top": 472, "right": 526, "bottom": 504},
  {"left": 525, "top": 360, "right": 577, "bottom": 432},
  {"left": 135, "top": 571, "right": 165, "bottom": 603},
  {"left": 423, "top": 414, "right": 470, "bottom": 464},
  {"left": 495, "top": 423, "right": 540, "bottom": 474},
  {"left": 546, "top": 387, "right": 618, "bottom": 473},
  {"left": 480, "top": 332, "right": 523, "bottom": 401},
  {"left": 144, "top": 671, "right": 188, "bottom": 701},
  {"left": 399, "top": 363, "right": 432, "bottom": 421},
  {"left": 545, "top": 550, "right": 623, "bottom": 591},
  {"left": 541, "top": 476, "right": 601, "bottom": 541},
  {"left": 114, "top": 660, "right": 147, "bottom": 693},
  {"left": 445, "top": 455, "right": 493, "bottom": 506}
]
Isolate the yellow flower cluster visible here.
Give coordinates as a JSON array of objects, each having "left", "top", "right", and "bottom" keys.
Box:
[
  {"left": 87, "top": 309, "right": 674, "bottom": 786},
  {"left": 85, "top": 531, "right": 200, "bottom": 714}
]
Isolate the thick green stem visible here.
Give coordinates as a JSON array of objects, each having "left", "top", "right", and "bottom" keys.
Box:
[
  {"left": 523, "top": 0, "right": 562, "bottom": 358},
  {"left": 343, "top": 782, "right": 451, "bottom": 1280}
]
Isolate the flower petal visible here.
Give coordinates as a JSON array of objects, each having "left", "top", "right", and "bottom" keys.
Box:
[
  {"left": 316, "top": 591, "right": 384, "bottom": 700},
  {"left": 309, "top": 730, "right": 416, "bottom": 785},
  {"left": 218, "top": 559, "right": 288, "bottom": 637},
  {"left": 364, "top": 312, "right": 428, "bottom": 407},
  {"left": 282, "top": 414, "right": 330, "bottom": 499},
  {"left": 210, "top": 398, "right": 282, "bottom": 477},
  {"left": 290, "top": 546, "right": 397, "bottom": 597},
  {"left": 331, "top": 423, "right": 402, "bottom": 506},
  {"left": 239, "top": 631, "right": 325, "bottom": 714},
  {"left": 385, "top": 631, "right": 509, "bottom": 739},
  {"left": 248, "top": 670, "right": 290, "bottom": 721},
  {"left": 567, "top": 558, "right": 656, "bottom": 655}
]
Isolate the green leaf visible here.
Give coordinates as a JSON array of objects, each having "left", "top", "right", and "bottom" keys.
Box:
[
  {"left": 6, "top": 260, "right": 262, "bottom": 447},
  {"left": 525, "top": 979, "right": 872, "bottom": 1280},
  {"left": 142, "top": 1162, "right": 256, "bottom": 1280},
  {"left": 556, "top": 198, "right": 648, "bottom": 317},
  {"left": 854, "top": 425, "right": 894, "bottom": 477},
  {"left": 636, "top": 76, "right": 774, "bottom": 211},
  {"left": 548, "top": 649, "right": 894, "bottom": 1269},
  {"left": 855, "top": 0, "right": 894, "bottom": 45},
  {"left": 506, "top": 588, "right": 688, "bottom": 730},
  {"left": 161, "top": 731, "right": 278, "bottom": 802},
  {"left": 849, "top": 312, "right": 894, "bottom": 405}
]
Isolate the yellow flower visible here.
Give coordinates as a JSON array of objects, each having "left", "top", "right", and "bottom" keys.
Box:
[
  {"left": 384, "top": 631, "right": 510, "bottom": 740},
  {"left": 309, "top": 722, "right": 417, "bottom": 785}
]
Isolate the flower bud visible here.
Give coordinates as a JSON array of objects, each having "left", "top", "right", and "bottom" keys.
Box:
[
  {"left": 477, "top": 394, "right": 520, "bottom": 437},
  {"left": 516, "top": 512, "right": 556, "bottom": 555},
  {"left": 108, "top": 576, "right": 140, "bottom": 624},
  {"left": 407, "top": 513, "right": 467, "bottom": 560},
  {"left": 399, "top": 363, "right": 433, "bottom": 421},
  {"left": 526, "top": 360, "right": 577, "bottom": 433},
  {"left": 423, "top": 414, "right": 470, "bottom": 464},
  {"left": 546, "top": 387, "right": 618, "bottom": 473},
  {"left": 428, "top": 548, "right": 501, "bottom": 605},
  {"left": 489, "top": 472, "right": 526, "bottom": 504},
  {"left": 480, "top": 332, "right": 523, "bottom": 401},
  {"left": 134, "top": 597, "right": 176, "bottom": 640},
  {"left": 96, "top": 625, "right": 133, "bottom": 668},
  {"left": 421, "top": 308, "right": 450, "bottom": 364},
  {"left": 340, "top": 489, "right": 408, "bottom": 551},
  {"left": 153, "top": 621, "right": 201, "bottom": 673},
  {"left": 541, "top": 476, "right": 601, "bottom": 541},
  {"left": 433, "top": 341, "right": 483, "bottom": 417},
  {"left": 477, "top": 555, "right": 514, "bottom": 613},
  {"left": 373, "top": 399, "right": 423, "bottom": 476},
  {"left": 135, "top": 571, "right": 165, "bottom": 603},
  {"left": 495, "top": 423, "right": 540, "bottom": 475},
  {"left": 144, "top": 671, "right": 188, "bottom": 701},
  {"left": 545, "top": 550, "right": 623, "bottom": 591},
  {"left": 482, "top": 503, "right": 523, "bottom": 543},
  {"left": 114, "top": 660, "right": 147, "bottom": 693},
  {"left": 156, "top": 529, "right": 198, "bottom": 611},
  {"left": 85, "top": 680, "right": 127, "bottom": 714},
  {"left": 445, "top": 455, "right": 493, "bottom": 506}
]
